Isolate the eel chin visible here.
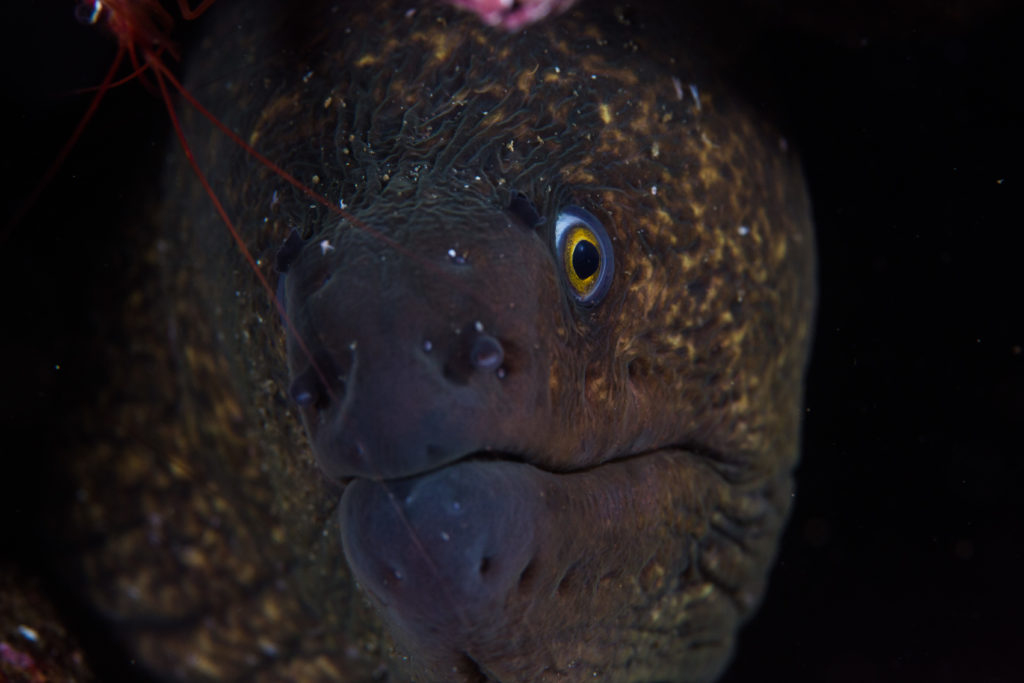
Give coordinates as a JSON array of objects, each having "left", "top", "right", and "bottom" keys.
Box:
[{"left": 341, "top": 449, "right": 739, "bottom": 682}]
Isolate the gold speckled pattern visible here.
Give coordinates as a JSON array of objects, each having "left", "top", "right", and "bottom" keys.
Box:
[{"left": 64, "top": 0, "right": 814, "bottom": 681}]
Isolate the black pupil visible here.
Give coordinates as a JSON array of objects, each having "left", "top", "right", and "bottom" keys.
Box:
[{"left": 572, "top": 239, "right": 600, "bottom": 280}]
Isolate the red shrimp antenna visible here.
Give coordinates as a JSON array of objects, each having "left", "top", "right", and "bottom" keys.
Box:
[
  {"left": 22, "top": 2, "right": 477, "bottom": 653},
  {"left": 4, "top": 1, "right": 176, "bottom": 242},
  {"left": 153, "top": 51, "right": 477, "bottom": 641},
  {"left": 149, "top": 26, "right": 479, "bottom": 651}
]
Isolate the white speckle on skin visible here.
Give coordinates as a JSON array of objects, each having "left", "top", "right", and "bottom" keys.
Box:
[
  {"left": 447, "top": 248, "right": 468, "bottom": 264},
  {"left": 738, "top": 225, "right": 750, "bottom": 236},
  {"left": 302, "top": 70, "right": 314, "bottom": 83},
  {"left": 339, "top": 197, "right": 347, "bottom": 209},
  {"left": 689, "top": 83, "right": 701, "bottom": 111},
  {"left": 320, "top": 240, "right": 334, "bottom": 255},
  {"left": 650, "top": 185, "right": 658, "bottom": 196},
  {"left": 474, "top": 320, "right": 484, "bottom": 332},
  {"left": 18, "top": 625, "right": 39, "bottom": 642},
  {"left": 423, "top": 340, "right": 433, "bottom": 352},
  {"left": 440, "top": 531, "right": 451, "bottom": 541},
  {"left": 671, "top": 77, "right": 683, "bottom": 100}
]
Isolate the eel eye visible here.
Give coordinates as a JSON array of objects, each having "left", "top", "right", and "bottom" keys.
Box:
[{"left": 554, "top": 206, "right": 614, "bottom": 305}]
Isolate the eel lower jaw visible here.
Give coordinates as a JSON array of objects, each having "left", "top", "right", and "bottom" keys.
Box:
[{"left": 339, "top": 445, "right": 741, "bottom": 681}]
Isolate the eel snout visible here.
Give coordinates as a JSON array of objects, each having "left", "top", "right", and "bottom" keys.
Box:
[{"left": 281, "top": 207, "right": 561, "bottom": 483}]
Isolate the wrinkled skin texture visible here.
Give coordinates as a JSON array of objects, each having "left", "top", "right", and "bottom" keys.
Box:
[{"left": 65, "top": 1, "right": 814, "bottom": 681}]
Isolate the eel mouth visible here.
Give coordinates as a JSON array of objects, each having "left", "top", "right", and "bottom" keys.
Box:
[{"left": 339, "top": 443, "right": 735, "bottom": 681}]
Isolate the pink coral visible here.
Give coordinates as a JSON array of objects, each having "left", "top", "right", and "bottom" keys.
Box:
[{"left": 444, "top": 0, "right": 579, "bottom": 30}]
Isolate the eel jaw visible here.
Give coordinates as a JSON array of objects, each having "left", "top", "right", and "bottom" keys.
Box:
[{"left": 339, "top": 447, "right": 774, "bottom": 683}]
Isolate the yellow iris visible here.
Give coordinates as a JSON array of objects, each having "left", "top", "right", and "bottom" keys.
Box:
[{"left": 562, "top": 224, "right": 602, "bottom": 296}]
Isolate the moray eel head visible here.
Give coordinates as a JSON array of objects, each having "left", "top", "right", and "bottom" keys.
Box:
[
  {"left": 270, "top": 3, "right": 814, "bottom": 680},
  {"left": 282, "top": 179, "right": 806, "bottom": 681}
]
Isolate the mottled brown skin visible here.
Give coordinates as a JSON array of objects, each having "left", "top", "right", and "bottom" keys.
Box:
[{"left": 65, "top": 1, "right": 814, "bottom": 681}]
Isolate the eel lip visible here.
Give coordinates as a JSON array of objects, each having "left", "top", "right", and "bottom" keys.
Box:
[
  {"left": 338, "top": 446, "right": 725, "bottom": 680},
  {"left": 339, "top": 456, "right": 547, "bottom": 671}
]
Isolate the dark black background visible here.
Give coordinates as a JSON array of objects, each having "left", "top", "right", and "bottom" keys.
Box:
[
  {"left": 2, "top": 1, "right": 1021, "bottom": 681},
  {"left": 719, "top": 5, "right": 1023, "bottom": 682}
]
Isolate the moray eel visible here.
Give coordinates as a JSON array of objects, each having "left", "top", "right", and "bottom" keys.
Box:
[{"left": 67, "top": 1, "right": 814, "bottom": 681}]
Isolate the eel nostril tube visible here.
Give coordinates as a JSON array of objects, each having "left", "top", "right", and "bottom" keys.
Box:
[{"left": 470, "top": 333, "right": 504, "bottom": 371}]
